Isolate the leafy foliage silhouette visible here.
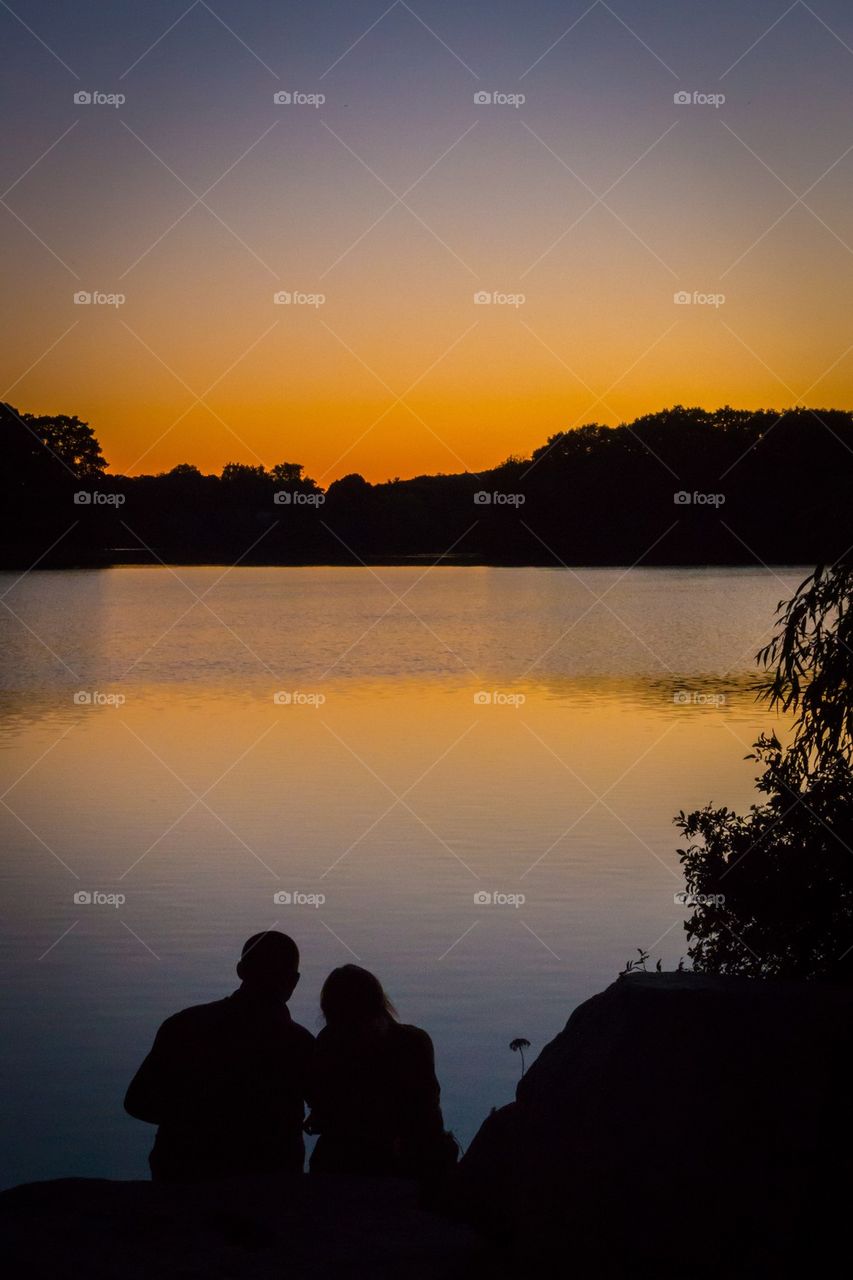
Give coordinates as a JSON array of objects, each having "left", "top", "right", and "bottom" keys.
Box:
[{"left": 677, "top": 565, "right": 853, "bottom": 980}]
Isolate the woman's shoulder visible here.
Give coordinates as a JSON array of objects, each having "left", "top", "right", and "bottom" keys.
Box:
[
  {"left": 393, "top": 1023, "right": 435, "bottom": 1056},
  {"left": 314, "top": 1021, "right": 434, "bottom": 1058}
]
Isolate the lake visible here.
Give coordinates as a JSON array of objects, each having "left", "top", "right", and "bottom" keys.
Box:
[{"left": 0, "top": 564, "right": 800, "bottom": 1187}]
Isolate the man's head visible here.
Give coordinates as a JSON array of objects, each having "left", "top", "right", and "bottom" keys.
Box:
[{"left": 237, "top": 931, "right": 300, "bottom": 1000}]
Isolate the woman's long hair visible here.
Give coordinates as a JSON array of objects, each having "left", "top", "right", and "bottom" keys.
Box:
[{"left": 320, "top": 964, "right": 397, "bottom": 1030}]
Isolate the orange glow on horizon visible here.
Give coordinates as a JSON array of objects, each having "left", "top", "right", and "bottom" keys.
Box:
[{"left": 4, "top": 4, "right": 852, "bottom": 484}]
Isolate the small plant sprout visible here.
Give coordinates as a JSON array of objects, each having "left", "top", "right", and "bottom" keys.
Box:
[
  {"left": 619, "top": 948, "right": 650, "bottom": 977},
  {"left": 510, "top": 1037, "right": 531, "bottom": 1077}
]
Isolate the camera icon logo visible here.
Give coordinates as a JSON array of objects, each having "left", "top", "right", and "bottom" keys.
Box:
[
  {"left": 74, "top": 291, "right": 92, "bottom": 305},
  {"left": 73, "top": 890, "right": 92, "bottom": 904},
  {"left": 273, "top": 91, "right": 292, "bottom": 105},
  {"left": 274, "top": 491, "right": 292, "bottom": 504},
  {"left": 673, "top": 689, "right": 691, "bottom": 705},
  {"left": 73, "top": 691, "right": 92, "bottom": 705},
  {"left": 74, "top": 90, "right": 92, "bottom": 105},
  {"left": 474, "top": 890, "right": 492, "bottom": 905},
  {"left": 273, "top": 890, "right": 292, "bottom": 904},
  {"left": 473, "top": 691, "right": 492, "bottom": 705},
  {"left": 273, "top": 291, "right": 292, "bottom": 305},
  {"left": 474, "top": 91, "right": 492, "bottom": 105},
  {"left": 473, "top": 491, "right": 491, "bottom": 504},
  {"left": 673, "top": 91, "right": 692, "bottom": 105},
  {"left": 73, "top": 491, "right": 92, "bottom": 504},
  {"left": 273, "top": 691, "right": 293, "bottom": 705},
  {"left": 473, "top": 291, "right": 491, "bottom": 305},
  {"left": 673, "top": 291, "right": 691, "bottom": 305},
  {"left": 673, "top": 490, "right": 692, "bottom": 505}
]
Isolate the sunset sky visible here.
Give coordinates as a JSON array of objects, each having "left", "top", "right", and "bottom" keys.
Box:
[{"left": 2, "top": 0, "right": 852, "bottom": 482}]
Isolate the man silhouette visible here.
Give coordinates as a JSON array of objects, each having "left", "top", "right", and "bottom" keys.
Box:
[{"left": 125, "top": 931, "right": 313, "bottom": 1182}]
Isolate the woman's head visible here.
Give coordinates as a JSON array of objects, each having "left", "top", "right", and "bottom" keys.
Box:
[{"left": 321, "top": 964, "right": 397, "bottom": 1030}]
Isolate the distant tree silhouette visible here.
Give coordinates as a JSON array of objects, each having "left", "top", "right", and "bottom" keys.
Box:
[
  {"left": 676, "top": 564, "right": 853, "bottom": 980},
  {"left": 0, "top": 402, "right": 112, "bottom": 566},
  {"left": 168, "top": 463, "right": 203, "bottom": 477},
  {"left": 271, "top": 461, "right": 313, "bottom": 488},
  {"left": 220, "top": 462, "right": 270, "bottom": 497},
  {"left": 2, "top": 403, "right": 853, "bottom": 566},
  {"left": 25, "top": 411, "right": 107, "bottom": 477}
]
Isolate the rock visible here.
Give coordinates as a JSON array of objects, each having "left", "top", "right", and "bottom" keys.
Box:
[
  {"left": 0, "top": 1173, "right": 496, "bottom": 1280},
  {"left": 453, "top": 973, "right": 853, "bottom": 1278}
]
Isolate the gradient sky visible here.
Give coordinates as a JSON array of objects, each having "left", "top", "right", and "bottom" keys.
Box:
[{"left": 2, "top": 0, "right": 852, "bottom": 482}]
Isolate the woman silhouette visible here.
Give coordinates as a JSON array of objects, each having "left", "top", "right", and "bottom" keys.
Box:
[{"left": 306, "top": 965, "right": 455, "bottom": 1182}]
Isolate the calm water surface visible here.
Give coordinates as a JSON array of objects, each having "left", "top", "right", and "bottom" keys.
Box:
[{"left": 0, "top": 565, "right": 800, "bottom": 1187}]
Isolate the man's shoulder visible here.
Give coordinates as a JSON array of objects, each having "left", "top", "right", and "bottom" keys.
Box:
[
  {"left": 159, "top": 997, "right": 314, "bottom": 1048},
  {"left": 159, "top": 997, "right": 232, "bottom": 1034}
]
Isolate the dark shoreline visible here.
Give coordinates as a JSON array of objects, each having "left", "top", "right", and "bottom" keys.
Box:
[
  {"left": 0, "top": 554, "right": 814, "bottom": 571},
  {"left": 5, "top": 407, "right": 853, "bottom": 577}
]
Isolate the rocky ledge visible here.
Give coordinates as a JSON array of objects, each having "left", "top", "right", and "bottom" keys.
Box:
[
  {"left": 0, "top": 1173, "right": 496, "bottom": 1279},
  {"left": 455, "top": 972, "right": 853, "bottom": 1276},
  {"left": 5, "top": 973, "right": 853, "bottom": 1278}
]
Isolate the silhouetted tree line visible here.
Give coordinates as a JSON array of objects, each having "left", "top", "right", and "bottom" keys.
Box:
[{"left": 2, "top": 400, "right": 852, "bottom": 567}]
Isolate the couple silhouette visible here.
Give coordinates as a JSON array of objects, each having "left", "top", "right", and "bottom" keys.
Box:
[{"left": 125, "top": 931, "right": 455, "bottom": 1186}]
